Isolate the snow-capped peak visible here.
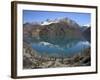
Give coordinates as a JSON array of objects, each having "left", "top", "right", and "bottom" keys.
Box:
[
  {"left": 41, "top": 21, "right": 54, "bottom": 25},
  {"left": 41, "top": 19, "right": 59, "bottom": 25},
  {"left": 83, "top": 24, "right": 90, "bottom": 27}
]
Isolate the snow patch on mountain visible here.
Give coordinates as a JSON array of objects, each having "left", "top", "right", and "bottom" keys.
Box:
[
  {"left": 41, "top": 21, "right": 54, "bottom": 25},
  {"left": 83, "top": 24, "right": 90, "bottom": 27}
]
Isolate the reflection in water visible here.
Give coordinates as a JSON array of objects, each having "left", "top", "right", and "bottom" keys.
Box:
[
  {"left": 31, "top": 38, "right": 90, "bottom": 57},
  {"left": 25, "top": 30, "right": 91, "bottom": 57}
]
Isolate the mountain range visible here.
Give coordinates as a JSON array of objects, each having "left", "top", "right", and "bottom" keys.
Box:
[{"left": 23, "top": 18, "right": 91, "bottom": 44}]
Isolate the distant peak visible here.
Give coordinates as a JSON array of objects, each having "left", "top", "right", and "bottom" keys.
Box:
[{"left": 83, "top": 24, "right": 90, "bottom": 27}]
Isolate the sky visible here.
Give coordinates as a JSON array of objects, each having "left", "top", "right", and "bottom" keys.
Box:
[{"left": 23, "top": 10, "right": 91, "bottom": 26}]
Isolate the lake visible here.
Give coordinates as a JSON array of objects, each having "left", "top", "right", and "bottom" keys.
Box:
[{"left": 31, "top": 39, "right": 90, "bottom": 57}]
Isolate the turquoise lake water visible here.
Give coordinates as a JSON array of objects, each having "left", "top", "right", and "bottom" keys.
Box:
[{"left": 31, "top": 39, "right": 90, "bottom": 57}]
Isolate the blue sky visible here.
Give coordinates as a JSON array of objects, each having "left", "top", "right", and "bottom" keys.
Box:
[{"left": 23, "top": 10, "right": 91, "bottom": 26}]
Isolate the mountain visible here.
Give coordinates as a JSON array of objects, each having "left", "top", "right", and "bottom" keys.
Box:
[
  {"left": 82, "top": 27, "right": 91, "bottom": 42},
  {"left": 80, "top": 26, "right": 87, "bottom": 32},
  {"left": 39, "top": 18, "right": 82, "bottom": 44},
  {"left": 23, "top": 18, "right": 83, "bottom": 45}
]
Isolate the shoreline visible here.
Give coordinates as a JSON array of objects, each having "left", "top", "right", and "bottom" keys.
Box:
[{"left": 23, "top": 42, "right": 91, "bottom": 69}]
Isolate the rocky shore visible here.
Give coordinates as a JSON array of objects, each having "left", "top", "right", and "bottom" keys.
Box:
[{"left": 23, "top": 42, "right": 91, "bottom": 69}]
